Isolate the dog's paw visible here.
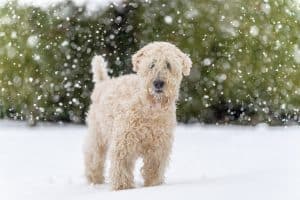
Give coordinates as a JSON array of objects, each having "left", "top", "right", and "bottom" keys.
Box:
[
  {"left": 86, "top": 174, "right": 104, "bottom": 185},
  {"left": 112, "top": 183, "right": 134, "bottom": 191},
  {"left": 144, "top": 179, "right": 163, "bottom": 187}
]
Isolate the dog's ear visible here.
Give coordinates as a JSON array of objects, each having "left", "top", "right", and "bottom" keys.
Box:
[
  {"left": 178, "top": 52, "right": 192, "bottom": 76},
  {"left": 132, "top": 48, "right": 146, "bottom": 72}
]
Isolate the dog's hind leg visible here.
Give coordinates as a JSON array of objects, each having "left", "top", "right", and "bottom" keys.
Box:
[{"left": 84, "top": 117, "right": 107, "bottom": 184}]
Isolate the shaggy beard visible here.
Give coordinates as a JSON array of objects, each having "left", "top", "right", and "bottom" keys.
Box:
[{"left": 146, "top": 89, "right": 174, "bottom": 109}]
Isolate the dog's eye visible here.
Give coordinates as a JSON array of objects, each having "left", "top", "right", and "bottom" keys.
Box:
[
  {"left": 166, "top": 62, "right": 171, "bottom": 70},
  {"left": 150, "top": 63, "right": 155, "bottom": 69}
]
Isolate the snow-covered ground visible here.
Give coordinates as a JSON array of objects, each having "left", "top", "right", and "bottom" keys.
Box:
[{"left": 0, "top": 120, "right": 299, "bottom": 200}]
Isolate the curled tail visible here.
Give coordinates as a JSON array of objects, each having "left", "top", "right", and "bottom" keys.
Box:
[{"left": 91, "top": 55, "right": 109, "bottom": 82}]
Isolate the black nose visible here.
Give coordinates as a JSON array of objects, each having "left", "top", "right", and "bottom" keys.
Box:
[{"left": 153, "top": 80, "right": 165, "bottom": 89}]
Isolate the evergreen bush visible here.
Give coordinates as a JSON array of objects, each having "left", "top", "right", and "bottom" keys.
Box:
[{"left": 0, "top": 0, "right": 299, "bottom": 125}]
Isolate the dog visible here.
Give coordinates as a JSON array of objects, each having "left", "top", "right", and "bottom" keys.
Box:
[{"left": 84, "top": 41, "right": 192, "bottom": 190}]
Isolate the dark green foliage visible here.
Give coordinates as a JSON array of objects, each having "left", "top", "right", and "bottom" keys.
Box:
[
  {"left": 0, "top": 1, "right": 103, "bottom": 124},
  {"left": 0, "top": 0, "right": 299, "bottom": 125},
  {"left": 123, "top": 0, "right": 300, "bottom": 124}
]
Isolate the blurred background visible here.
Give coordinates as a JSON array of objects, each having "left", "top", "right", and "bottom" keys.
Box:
[{"left": 0, "top": 0, "right": 300, "bottom": 125}]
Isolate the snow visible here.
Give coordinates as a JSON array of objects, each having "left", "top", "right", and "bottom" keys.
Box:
[
  {"left": 26, "top": 35, "right": 39, "bottom": 47},
  {"left": 249, "top": 26, "right": 259, "bottom": 37},
  {"left": 0, "top": 0, "right": 120, "bottom": 11},
  {"left": 0, "top": 120, "right": 299, "bottom": 200},
  {"left": 164, "top": 16, "right": 173, "bottom": 24},
  {"left": 261, "top": 2, "right": 271, "bottom": 15},
  {"left": 203, "top": 58, "right": 212, "bottom": 66},
  {"left": 217, "top": 74, "right": 227, "bottom": 82},
  {"left": 294, "top": 45, "right": 300, "bottom": 64}
]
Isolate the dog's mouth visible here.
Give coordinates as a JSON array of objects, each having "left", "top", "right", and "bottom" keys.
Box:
[
  {"left": 154, "top": 89, "right": 163, "bottom": 94},
  {"left": 147, "top": 87, "right": 164, "bottom": 102},
  {"left": 146, "top": 87, "right": 172, "bottom": 109},
  {"left": 152, "top": 88, "right": 165, "bottom": 98}
]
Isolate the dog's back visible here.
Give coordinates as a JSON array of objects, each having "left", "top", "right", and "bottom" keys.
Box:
[
  {"left": 91, "top": 74, "right": 141, "bottom": 108},
  {"left": 87, "top": 69, "right": 142, "bottom": 142}
]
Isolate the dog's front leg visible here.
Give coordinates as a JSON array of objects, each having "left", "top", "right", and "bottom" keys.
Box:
[
  {"left": 141, "top": 146, "right": 171, "bottom": 187},
  {"left": 109, "top": 138, "right": 136, "bottom": 190}
]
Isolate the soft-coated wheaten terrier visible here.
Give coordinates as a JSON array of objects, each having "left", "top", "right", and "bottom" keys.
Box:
[{"left": 84, "top": 41, "right": 192, "bottom": 190}]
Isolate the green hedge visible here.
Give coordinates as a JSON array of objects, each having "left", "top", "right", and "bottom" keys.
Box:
[{"left": 0, "top": 0, "right": 300, "bottom": 125}]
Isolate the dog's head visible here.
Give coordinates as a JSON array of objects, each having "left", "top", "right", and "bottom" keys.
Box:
[{"left": 132, "top": 42, "right": 192, "bottom": 106}]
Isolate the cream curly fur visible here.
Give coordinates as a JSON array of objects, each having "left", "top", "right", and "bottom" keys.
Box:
[{"left": 84, "top": 42, "right": 192, "bottom": 190}]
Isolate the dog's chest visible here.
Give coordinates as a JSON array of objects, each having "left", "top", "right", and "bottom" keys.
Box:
[{"left": 132, "top": 109, "right": 174, "bottom": 148}]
